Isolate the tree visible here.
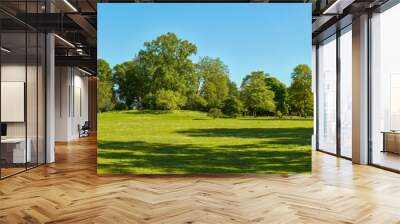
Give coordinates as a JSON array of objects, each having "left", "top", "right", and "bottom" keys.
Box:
[
  {"left": 265, "top": 76, "right": 289, "bottom": 115},
  {"left": 97, "top": 59, "right": 112, "bottom": 81},
  {"left": 227, "top": 81, "right": 240, "bottom": 98},
  {"left": 112, "top": 59, "right": 147, "bottom": 108},
  {"left": 288, "top": 64, "right": 313, "bottom": 117},
  {"left": 97, "top": 59, "right": 114, "bottom": 112},
  {"left": 222, "top": 81, "right": 243, "bottom": 117},
  {"left": 197, "top": 57, "right": 230, "bottom": 109},
  {"left": 97, "top": 81, "right": 114, "bottom": 112},
  {"left": 112, "top": 61, "right": 131, "bottom": 106},
  {"left": 154, "top": 89, "right": 186, "bottom": 110},
  {"left": 137, "top": 32, "right": 198, "bottom": 104},
  {"left": 240, "top": 71, "right": 276, "bottom": 116},
  {"left": 110, "top": 33, "right": 199, "bottom": 110}
]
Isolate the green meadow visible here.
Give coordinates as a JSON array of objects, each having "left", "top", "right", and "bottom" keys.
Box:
[{"left": 97, "top": 110, "right": 312, "bottom": 174}]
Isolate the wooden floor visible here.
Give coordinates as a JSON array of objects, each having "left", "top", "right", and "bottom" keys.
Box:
[
  {"left": 372, "top": 150, "right": 400, "bottom": 171},
  {"left": 0, "top": 167, "right": 26, "bottom": 178},
  {"left": 1, "top": 135, "right": 400, "bottom": 223}
]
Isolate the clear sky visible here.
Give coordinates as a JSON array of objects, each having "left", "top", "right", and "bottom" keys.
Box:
[{"left": 98, "top": 3, "right": 311, "bottom": 86}]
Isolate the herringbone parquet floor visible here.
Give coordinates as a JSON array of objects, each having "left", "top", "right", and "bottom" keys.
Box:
[{"left": 1, "top": 135, "right": 400, "bottom": 224}]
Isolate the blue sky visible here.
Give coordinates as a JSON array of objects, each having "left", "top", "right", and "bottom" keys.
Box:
[{"left": 98, "top": 4, "right": 311, "bottom": 86}]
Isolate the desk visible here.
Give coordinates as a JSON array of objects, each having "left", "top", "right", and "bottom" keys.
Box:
[
  {"left": 382, "top": 131, "right": 400, "bottom": 154},
  {"left": 1, "top": 138, "right": 31, "bottom": 163}
]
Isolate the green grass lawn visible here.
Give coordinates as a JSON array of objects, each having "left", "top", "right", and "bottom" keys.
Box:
[{"left": 97, "top": 110, "right": 312, "bottom": 174}]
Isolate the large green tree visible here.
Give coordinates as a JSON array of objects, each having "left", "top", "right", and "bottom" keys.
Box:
[
  {"left": 112, "top": 59, "right": 148, "bottom": 108},
  {"left": 265, "top": 76, "right": 289, "bottom": 115},
  {"left": 288, "top": 64, "right": 313, "bottom": 117},
  {"left": 137, "top": 32, "right": 198, "bottom": 104},
  {"left": 197, "top": 57, "right": 230, "bottom": 109},
  {"left": 240, "top": 71, "right": 276, "bottom": 116}
]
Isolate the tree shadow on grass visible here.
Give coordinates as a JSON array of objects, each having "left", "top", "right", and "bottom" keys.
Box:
[
  {"left": 97, "top": 140, "right": 311, "bottom": 174},
  {"left": 238, "top": 118, "right": 313, "bottom": 121},
  {"left": 177, "top": 128, "right": 312, "bottom": 146},
  {"left": 126, "top": 110, "right": 171, "bottom": 115}
]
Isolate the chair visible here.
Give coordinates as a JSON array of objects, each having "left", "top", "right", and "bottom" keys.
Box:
[{"left": 79, "top": 121, "right": 90, "bottom": 138}]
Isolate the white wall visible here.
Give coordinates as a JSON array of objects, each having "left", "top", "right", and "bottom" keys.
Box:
[
  {"left": 55, "top": 67, "right": 89, "bottom": 141},
  {"left": 55, "top": 66, "right": 70, "bottom": 141},
  {"left": 70, "top": 72, "right": 89, "bottom": 138}
]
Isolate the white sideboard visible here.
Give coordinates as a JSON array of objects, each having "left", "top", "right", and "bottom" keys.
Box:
[{"left": 1, "top": 138, "right": 32, "bottom": 163}]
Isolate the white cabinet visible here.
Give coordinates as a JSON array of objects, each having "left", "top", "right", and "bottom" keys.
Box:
[{"left": 1, "top": 138, "right": 32, "bottom": 163}]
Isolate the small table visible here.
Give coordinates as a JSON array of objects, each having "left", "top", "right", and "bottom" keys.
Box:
[{"left": 381, "top": 131, "right": 400, "bottom": 154}]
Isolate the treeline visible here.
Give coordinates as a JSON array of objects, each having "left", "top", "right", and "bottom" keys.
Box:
[{"left": 98, "top": 32, "right": 313, "bottom": 117}]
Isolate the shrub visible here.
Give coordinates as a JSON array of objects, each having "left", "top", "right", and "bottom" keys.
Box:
[
  {"left": 142, "top": 93, "right": 156, "bottom": 109},
  {"left": 222, "top": 96, "right": 243, "bottom": 118},
  {"left": 154, "top": 89, "right": 186, "bottom": 110},
  {"left": 185, "top": 94, "right": 208, "bottom": 111},
  {"left": 276, "top": 110, "right": 283, "bottom": 118},
  {"left": 114, "top": 103, "right": 129, "bottom": 111},
  {"left": 208, "top": 108, "right": 224, "bottom": 119}
]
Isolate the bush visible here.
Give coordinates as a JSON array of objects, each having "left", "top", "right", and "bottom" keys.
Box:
[
  {"left": 208, "top": 108, "right": 224, "bottom": 119},
  {"left": 114, "top": 103, "right": 129, "bottom": 111},
  {"left": 142, "top": 93, "right": 156, "bottom": 109},
  {"left": 276, "top": 110, "right": 283, "bottom": 118},
  {"left": 185, "top": 94, "right": 208, "bottom": 111},
  {"left": 154, "top": 89, "right": 186, "bottom": 110},
  {"left": 222, "top": 96, "right": 243, "bottom": 118}
]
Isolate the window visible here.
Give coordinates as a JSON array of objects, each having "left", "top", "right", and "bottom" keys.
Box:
[
  {"left": 370, "top": 3, "right": 400, "bottom": 171},
  {"left": 317, "top": 35, "right": 337, "bottom": 154},
  {"left": 339, "top": 26, "right": 352, "bottom": 158},
  {"left": 0, "top": 2, "right": 46, "bottom": 179}
]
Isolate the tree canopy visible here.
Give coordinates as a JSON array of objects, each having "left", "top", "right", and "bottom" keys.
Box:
[
  {"left": 288, "top": 64, "right": 313, "bottom": 117},
  {"left": 97, "top": 59, "right": 112, "bottom": 81},
  {"left": 266, "top": 76, "right": 289, "bottom": 115},
  {"left": 97, "top": 32, "right": 313, "bottom": 117},
  {"left": 240, "top": 71, "right": 276, "bottom": 116},
  {"left": 97, "top": 59, "right": 114, "bottom": 112},
  {"left": 138, "top": 32, "right": 198, "bottom": 97},
  {"left": 197, "top": 57, "right": 230, "bottom": 109}
]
